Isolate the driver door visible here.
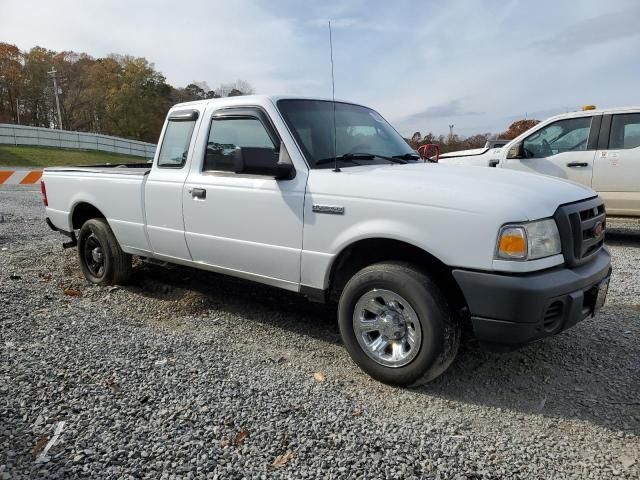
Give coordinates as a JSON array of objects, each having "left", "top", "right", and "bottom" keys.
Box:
[
  {"left": 181, "top": 106, "right": 306, "bottom": 290},
  {"left": 503, "top": 115, "right": 600, "bottom": 187}
]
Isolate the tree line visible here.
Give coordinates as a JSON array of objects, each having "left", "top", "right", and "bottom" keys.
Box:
[
  {"left": 0, "top": 42, "right": 253, "bottom": 143},
  {"left": 0, "top": 41, "right": 539, "bottom": 149},
  {"left": 406, "top": 119, "right": 540, "bottom": 153}
]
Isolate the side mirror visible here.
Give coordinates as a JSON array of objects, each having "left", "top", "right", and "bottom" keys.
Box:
[
  {"left": 234, "top": 145, "right": 295, "bottom": 180},
  {"left": 506, "top": 142, "right": 524, "bottom": 159}
]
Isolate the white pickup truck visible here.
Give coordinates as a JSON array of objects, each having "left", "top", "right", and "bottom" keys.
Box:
[
  {"left": 42, "top": 96, "right": 611, "bottom": 386},
  {"left": 438, "top": 139, "right": 509, "bottom": 167},
  {"left": 440, "top": 107, "right": 640, "bottom": 217}
]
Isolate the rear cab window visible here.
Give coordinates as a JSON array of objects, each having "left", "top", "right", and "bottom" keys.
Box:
[
  {"left": 157, "top": 110, "right": 199, "bottom": 168},
  {"left": 609, "top": 113, "right": 640, "bottom": 150}
]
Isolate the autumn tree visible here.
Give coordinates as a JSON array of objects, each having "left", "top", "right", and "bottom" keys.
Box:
[
  {"left": 100, "top": 55, "right": 173, "bottom": 142},
  {"left": 53, "top": 51, "right": 98, "bottom": 131},
  {"left": 501, "top": 119, "right": 540, "bottom": 140},
  {"left": 215, "top": 80, "right": 254, "bottom": 98},
  {"left": 0, "top": 42, "right": 23, "bottom": 123},
  {"left": 0, "top": 43, "right": 256, "bottom": 142},
  {"left": 184, "top": 83, "right": 206, "bottom": 100},
  {"left": 84, "top": 56, "right": 125, "bottom": 133},
  {"left": 460, "top": 133, "right": 491, "bottom": 149},
  {"left": 409, "top": 131, "right": 422, "bottom": 148},
  {"left": 22, "top": 46, "right": 57, "bottom": 127}
]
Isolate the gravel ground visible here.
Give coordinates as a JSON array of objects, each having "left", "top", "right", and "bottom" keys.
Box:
[{"left": 1, "top": 186, "right": 638, "bottom": 480}]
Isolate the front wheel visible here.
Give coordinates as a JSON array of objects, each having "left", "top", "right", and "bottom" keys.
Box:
[
  {"left": 338, "top": 262, "right": 460, "bottom": 387},
  {"left": 77, "top": 218, "right": 131, "bottom": 285}
]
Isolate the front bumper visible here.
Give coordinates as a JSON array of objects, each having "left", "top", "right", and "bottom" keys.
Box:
[{"left": 452, "top": 248, "right": 611, "bottom": 346}]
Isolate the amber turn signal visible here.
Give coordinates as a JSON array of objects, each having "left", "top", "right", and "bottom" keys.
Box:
[{"left": 497, "top": 227, "right": 527, "bottom": 259}]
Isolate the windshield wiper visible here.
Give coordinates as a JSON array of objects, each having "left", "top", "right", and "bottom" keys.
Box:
[
  {"left": 315, "top": 153, "right": 407, "bottom": 166},
  {"left": 392, "top": 153, "right": 420, "bottom": 161},
  {"left": 343, "top": 153, "right": 408, "bottom": 164},
  {"left": 314, "top": 155, "right": 361, "bottom": 166}
]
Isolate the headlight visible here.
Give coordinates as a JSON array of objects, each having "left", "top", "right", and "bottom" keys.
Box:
[{"left": 496, "top": 218, "right": 562, "bottom": 260}]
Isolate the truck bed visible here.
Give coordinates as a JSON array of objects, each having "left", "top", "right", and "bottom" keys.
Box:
[
  {"left": 43, "top": 164, "right": 151, "bottom": 253},
  {"left": 45, "top": 163, "right": 151, "bottom": 176}
]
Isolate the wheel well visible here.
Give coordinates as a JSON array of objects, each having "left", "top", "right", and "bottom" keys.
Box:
[
  {"left": 71, "top": 203, "right": 105, "bottom": 230},
  {"left": 328, "top": 238, "right": 468, "bottom": 312}
]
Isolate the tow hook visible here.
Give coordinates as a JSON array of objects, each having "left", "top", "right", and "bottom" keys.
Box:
[
  {"left": 46, "top": 217, "right": 78, "bottom": 248},
  {"left": 63, "top": 233, "right": 78, "bottom": 249}
]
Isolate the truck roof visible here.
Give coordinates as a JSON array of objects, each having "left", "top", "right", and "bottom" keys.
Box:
[
  {"left": 170, "top": 95, "right": 369, "bottom": 111},
  {"left": 543, "top": 105, "right": 640, "bottom": 123}
]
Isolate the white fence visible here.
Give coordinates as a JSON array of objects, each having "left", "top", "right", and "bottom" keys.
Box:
[{"left": 0, "top": 123, "right": 156, "bottom": 159}]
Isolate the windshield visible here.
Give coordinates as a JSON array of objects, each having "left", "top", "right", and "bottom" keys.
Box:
[{"left": 277, "top": 99, "right": 416, "bottom": 168}]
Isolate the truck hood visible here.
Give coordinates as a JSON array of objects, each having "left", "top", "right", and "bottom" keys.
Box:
[
  {"left": 308, "top": 162, "right": 596, "bottom": 221},
  {"left": 438, "top": 147, "right": 491, "bottom": 158}
]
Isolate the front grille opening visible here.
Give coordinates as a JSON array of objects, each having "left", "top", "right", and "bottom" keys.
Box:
[
  {"left": 543, "top": 301, "right": 564, "bottom": 332},
  {"left": 584, "top": 286, "right": 598, "bottom": 312},
  {"left": 584, "top": 239, "right": 604, "bottom": 257},
  {"left": 555, "top": 198, "right": 606, "bottom": 267},
  {"left": 579, "top": 204, "right": 605, "bottom": 221}
]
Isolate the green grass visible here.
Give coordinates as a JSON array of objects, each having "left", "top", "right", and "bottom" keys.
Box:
[{"left": 0, "top": 145, "right": 148, "bottom": 168}]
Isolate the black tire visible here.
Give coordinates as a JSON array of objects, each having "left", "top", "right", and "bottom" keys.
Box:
[
  {"left": 77, "top": 218, "right": 131, "bottom": 285},
  {"left": 338, "top": 261, "right": 460, "bottom": 387}
]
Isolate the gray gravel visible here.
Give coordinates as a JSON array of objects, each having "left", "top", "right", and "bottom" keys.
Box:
[{"left": 1, "top": 185, "right": 639, "bottom": 479}]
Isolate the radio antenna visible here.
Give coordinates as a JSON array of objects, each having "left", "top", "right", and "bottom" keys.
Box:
[{"left": 329, "top": 20, "right": 339, "bottom": 172}]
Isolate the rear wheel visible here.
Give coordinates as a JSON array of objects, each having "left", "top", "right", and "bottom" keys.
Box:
[
  {"left": 77, "top": 218, "right": 131, "bottom": 285},
  {"left": 338, "top": 261, "right": 460, "bottom": 387}
]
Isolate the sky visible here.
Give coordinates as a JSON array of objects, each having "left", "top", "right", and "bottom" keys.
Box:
[{"left": 1, "top": 0, "right": 639, "bottom": 136}]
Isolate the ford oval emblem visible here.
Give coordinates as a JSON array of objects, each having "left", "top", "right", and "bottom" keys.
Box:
[{"left": 592, "top": 221, "right": 604, "bottom": 238}]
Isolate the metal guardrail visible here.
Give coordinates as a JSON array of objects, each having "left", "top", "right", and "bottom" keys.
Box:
[{"left": 0, "top": 123, "right": 156, "bottom": 159}]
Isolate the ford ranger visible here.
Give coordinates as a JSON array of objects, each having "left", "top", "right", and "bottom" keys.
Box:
[{"left": 42, "top": 96, "right": 612, "bottom": 386}]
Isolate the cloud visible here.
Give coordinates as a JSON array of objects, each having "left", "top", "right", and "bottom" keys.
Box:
[
  {"left": 403, "top": 100, "right": 483, "bottom": 122},
  {"left": 307, "top": 17, "right": 360, "bottom": 29},
  {"left": 1, "top": 0, "right": 637, "bottom": 136},
  {"left": 503, "top": 106, "right": 574, "bottom": 123},
  {"left": 531, "top": 6, "right": 640, "bottom": 54}
]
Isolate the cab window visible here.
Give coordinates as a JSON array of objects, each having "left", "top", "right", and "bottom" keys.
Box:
[
  {"left": 523, "top": 117, "right": 592, "bottom": 158},
  {"left": 609, "top": 113, "right": 640, "bottom": 149},
  {"left": 157, "top": 119, "right": 196, "bottom": 168},
  {"left": 204, "top": 117, "right": 275, "bottom": 172}
]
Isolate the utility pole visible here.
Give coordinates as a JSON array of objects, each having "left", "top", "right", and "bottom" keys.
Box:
[
  {"left": 48, "top": 67, "right": 63, "bottom": 130},
  {"left": 16, "top": 98, "right": 20, "bottom": 125}
]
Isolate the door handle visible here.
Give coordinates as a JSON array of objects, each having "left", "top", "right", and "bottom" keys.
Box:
[
  {"left": 189, "top": 188, "right": 206, "bottom": 199},
  {"left": 566, "top": 162, "right": 588, "bottom": 168}
]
